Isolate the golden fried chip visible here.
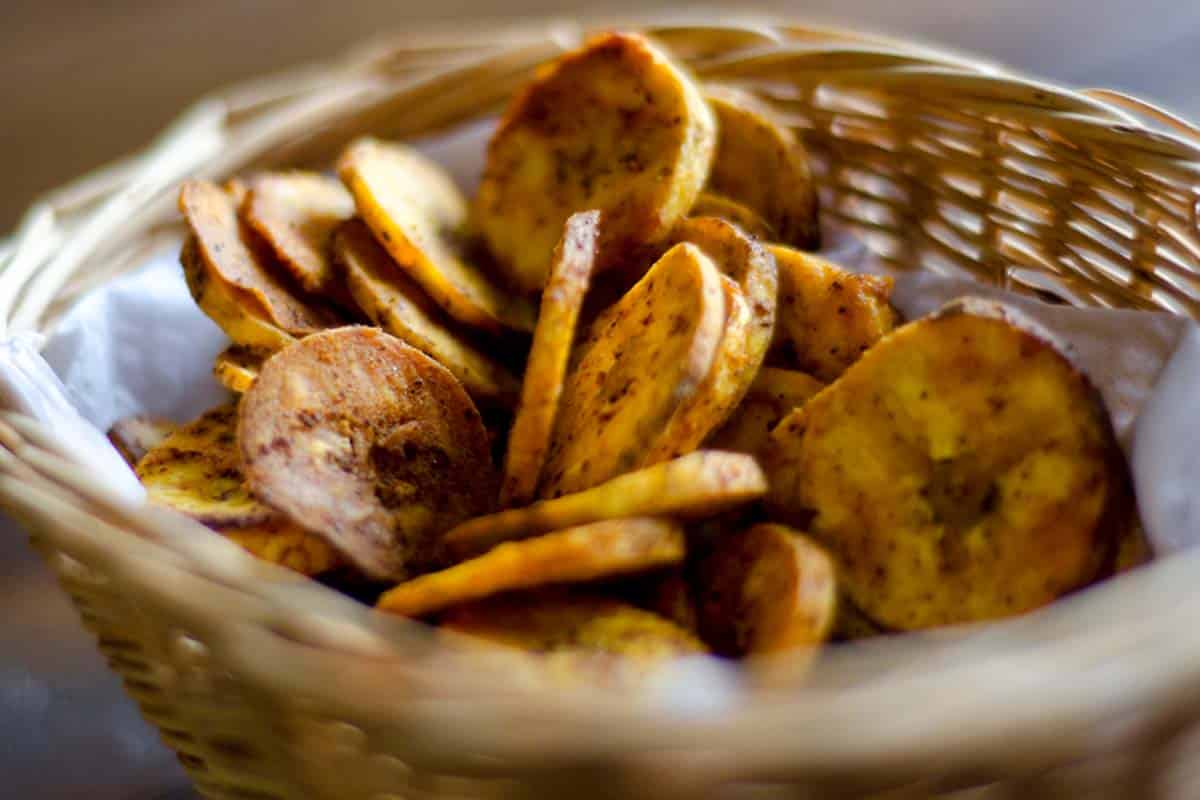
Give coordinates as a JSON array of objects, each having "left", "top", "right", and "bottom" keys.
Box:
[
  {"left": 179, "top": 180, "right": 342, "bottom": 346},
  {"left": 446, "top": 450, "right": 766, "bottom": 557},
  {"left": 695, "top": 524, "right": 836, "bottom": 656},
  {"left": 476, "top": 32, "right": 716, "bottom": 293},
  {"left": 763, "top": 302, "right": 1127, "bottom": 629},
  {"left": 338, "top": 138, "right": 535, "bottom": 334},
  {"left": 709, "top": 368, "right": 824, "bottom": 456},
  {"left": 239, "top": 327, "right": 495, "bottom": 580},
  {"left": 689, "top": 192, "right": 774, "bottom": 239},
  {"left": 108, "top": 415, "right": 177, "bottom": 467},
  {"left": 213, "top": 344, "right": 267, "bottom": 394},
  {"left": 770, "top": 245, "right": 896, "bottom": 382},
  {"left": 223, "top": 516, "right": 342, "bottom": 576},
  {"left": 501, "top": 211, "right": 600, "bottom": 506},
  {"left": 832, "top": 593, "right": 888, "bottom": 641},
  {"left": 136, "top": 402, "right": 276, "bottom": 528},
  {"left": 705, "top": 85, "right": 819, "bottom": 249},
  {"left": 243, "top": 171, "right": 357, "bottom": 306},
  {"left": 333, "top": 219, "right": 520, "bottom": 406},
  {"left": 540, "top": 243, "right": 726, "bottom": 497},
  {"left": 1114, "top": 520, "right": 1152, "bottom": 573},
  {"left": 377, "top": 518, "right": 684, "bottom": 617},
  {"left": 647, "top": 570, "right": 700, "bottom": 634}
]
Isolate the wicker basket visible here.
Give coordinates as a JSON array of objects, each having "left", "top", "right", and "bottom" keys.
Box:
[{"left": 4, "top": 16, "right": 1200, "bottom": 799}]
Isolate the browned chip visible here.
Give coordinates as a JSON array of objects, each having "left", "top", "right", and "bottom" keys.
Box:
[
  {"left": 223, "top": 517, "right": 342, "bottom": 576},
  {"left": 705, "top": 85, "right": 819, "bottom": 249},
  {"left": 689, "top": 192, "right": 775, "bottom": 239},
  {"left": 339, "top": 138, "right": 535, "bottom": 334},
  {"left": 501, "top": 211, "right": 600, "bottom": 506},
  {"left": 540, "top": 243, "right": 726, "bottom": 497},
  {"left": 446, "top": 450, "right": 766, "bottom": 558},
  {"left": 333, "top": 219, "right": 520, "bottom": 407},
  {"left": 243, "top": 171, "right": 357, "bottom": 308},
  {"left": 179, "top": 180, "right": 342, "bottom": 345},
  {"left": 108, "top": 415, "right": 177, "bottom": 467},
  {"left": 770, "top": 245, "right": 896, "bottom": 382},
  {"left": 213, "top": 344, "right": 267, "bottom": 394},
  {"left": 695, "top": 524, "right": 836, "bottom": 656},
  {"left": 709, "top": 367, "right": 824, "bottom": 456},
  {"left": 239, "top": 327, "right": 496, "bottom": 580},
  {"left": 377, "top": 518, "right": 684, "bottom": 617}
]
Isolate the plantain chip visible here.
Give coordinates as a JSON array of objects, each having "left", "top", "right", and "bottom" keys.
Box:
[
  {"left": 213, "top": 344, "right": 267, "bottom": 394},
  {"left": 239, "top": 327, "right": 495, "bottom": 580},
  {"left": 333, "top": 219, "right": 520, "bottom": 407},
  {"left": 181, "top": 237, "right": 294, "bottom": 352},
  {"left": 763, "top": 301, "right": 1128, "bottom": 629},
  {"left": 223, "top": 516, "right": 342, "bottom": 576},
  {"left": 338, "top": 138, "right": 535, "bottom": 334},
  {"left": 689, "top": 192, "right": 775, "bottom": 239},
  {"left": 108, "top": 415, "right": 178, "bottom": 467},
  {"left": 501, "top": 210, "right": 600, "bottom": 506},
  {"left": 540, "top": 242, "right": 726, "bottom": 497},
  {"left": 446, "top": 450, "right": 766, "bottom": 558},
  {"left": 476, "top": 32, "right": 716, "bottom": 293},
  {"left": 243, "top": 171, "right": 357, "bottom": 308},
  {"left": 709, "top": 367, "right": 824, "bottom": 456},
  {"left": 705, "top": 85, "right": 819, "bottom": 249},
  {"left": 377, "top": 518, "right": 684, "bottom": 617},
  {"left": 769, "top": 245, "right": 896, "bottom": 382},
  {"left": 694, "top": 524, "right": 836, "bottom": 656}
]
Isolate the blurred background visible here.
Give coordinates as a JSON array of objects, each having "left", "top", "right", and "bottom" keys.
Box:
[{"left": 1, "top": 2, "right": 1197, "bottom": 798}]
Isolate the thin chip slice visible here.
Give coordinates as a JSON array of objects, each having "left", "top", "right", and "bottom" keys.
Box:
[
  {"left": 705, "top": 85, "right": 819, "bottom": 249},
  {"left": 136, "top": 402, "right": 276, "bottom": 528},
  {"left": 501, "top": 211, "right": 600, "bottom": 506},
  {"left": 762, "top": 302, "right": 1127, "bottom": 629},
  {"left": 181, "top": 237, "right": 295, "bottom": 352},
  {"left": 770, "top": 245, "right": 896, "bottom": 382},
  {"left": 689, "top": 192, "right": 774, "bottom": 239},
  {"left": 243, "top": 171, "right": 357, "bottom": 307},
  {"left": 540, "top": 243, "right": 726, "bottom": 497},
  {"left": 476, "top": 32, "right": 716, "bottom": 293},
  {"left": 377, "top": 518, "right": 684, "bottom": 617},
  {"left": 709, "top": 368, "right": 824, "bottom": 456},
  {"left": 333, "top": 219, "right": 520, "bottom": 406},
  {"left": 695, "top": 524, "right": 836, "bottom": 656},
  {"left": 446, "top": 450, "right": 766, "bottom": 558},
  {"left": 223, "top": 516, "right": 342, "bottom": 576},
  {"left": 832, "top": 593, "right": 888, "bottom": 641},
  {"left": 179, "top": 180, "right": 342, "bottom": 343},
  {"left": 338, "top": 138, "right": 535, "bottom": 334},
  {"left": 213, "top": 344, "right": 267, "bottom": 394},
  {"left": 108, "top": 415, "right": 178, "bottom": 467},
  {"left": 239, "top": 327, "right": 495, "bottom": 580}
]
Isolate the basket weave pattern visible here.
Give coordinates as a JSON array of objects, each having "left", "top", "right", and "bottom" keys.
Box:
[{"left": 3, "top": 19, "right": 1200, "bottom": 799}]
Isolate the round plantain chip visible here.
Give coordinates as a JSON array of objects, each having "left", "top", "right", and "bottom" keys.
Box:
[
  {"left": 223, "top": 516, "right": 342, "bottom": 577},
  {"left": 243, "top": 171, "right": 358, "bottom": 308},
  {"left": 239, "top": 327, "right": 496, "bottom": 581},
  {"left": 689, "top": 192, "right": 775, "bottom": 239},
  {"left": 695, "top": 524, "right": 836, "bottom": 657},
  {"left": 704, "top": 85, "right": 820, "bottom": 250},
  {"left": 762, "top": 302, "right": 1128, "bottom": 630},
  {"left": 108, "top": 415, "right": 178, "bottom": 467},
  {"left": 338, "top": 138, "right": 535, "bottom": 334},
  {"left": 376, "top": 518, "right": 685, "bottom": 617},
  {"left": 501, "top": 210, "right": 600, "bottom": 507},
  {"left": 709, "top": 367, "right": 825, "bottom": 457},
  {"left": 446, "top": 450, "right": 766, "bottom": 558},
  {"left": 333, "top": 219, "right": 520, "bottom": 407},
  {"left": 179, "top": 180, "right": 343, "bottom": 345},
  {"left": 476, "top": 32, "right": 716, "bottom": 293},
  {"left": 213, "top": 344, "right": 267, "bottom": 394},
  {"left": 769, "top": 245, "right": 897, "bottom": 382},
  {"left": 540, "top": 242, "right": 726, "bottom": 497}
]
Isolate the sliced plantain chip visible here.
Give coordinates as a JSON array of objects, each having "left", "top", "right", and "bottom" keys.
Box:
[
  {"left": 709, "top": 367, "right": 824, "bottom": 456},
  {"left": 239, "top": 327, "right": 495, "bottom": 580},
  {"left": 179, "top": 180, "right": 342, "bottom": 347},
  {"left": 213, "top": 344, "right": 267, "bottom": 394},
  {"left": 501, "top": 211, "right": 600, "bottom": 506},
  {"left": 377, "top": 518, "right": 684, "bottom": 617},
  {"left": 338, "top": 138, "right": 535, "bottom": 334},
  {"left": 223, "top": 516, "right": 342, "bottom": 576},
  {"left": 705, "top": 85, "right": 819, "bottom": 250},
  {"left": 763, "top": 302, "right": 1128, "bottom": 629},
  {"left": 243, "top": 171, "right": 357, "bottom": 308},
  {"left": 695, "top": 524, "right": 836, "bottom": 656},
  {"left": 540, "top": 242, "right": 726, "bottom": 497},
  {"left": 446, "top": 450, "right": 766, "bottom": 558},
  {"left": 108, "top": 415, "right": 178, "bottom": 467},
  {"left": 333, "top": 219, "right": 520, "bottom": 407},
  {"left": 770, "top": 245, "right": 896, "bottom": 382},
  {"left": 476, "top": 32, "right": 716, "bottom": 293},
  {"left": 689, "top": 192, "right": 774, "bottom": 239}
]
